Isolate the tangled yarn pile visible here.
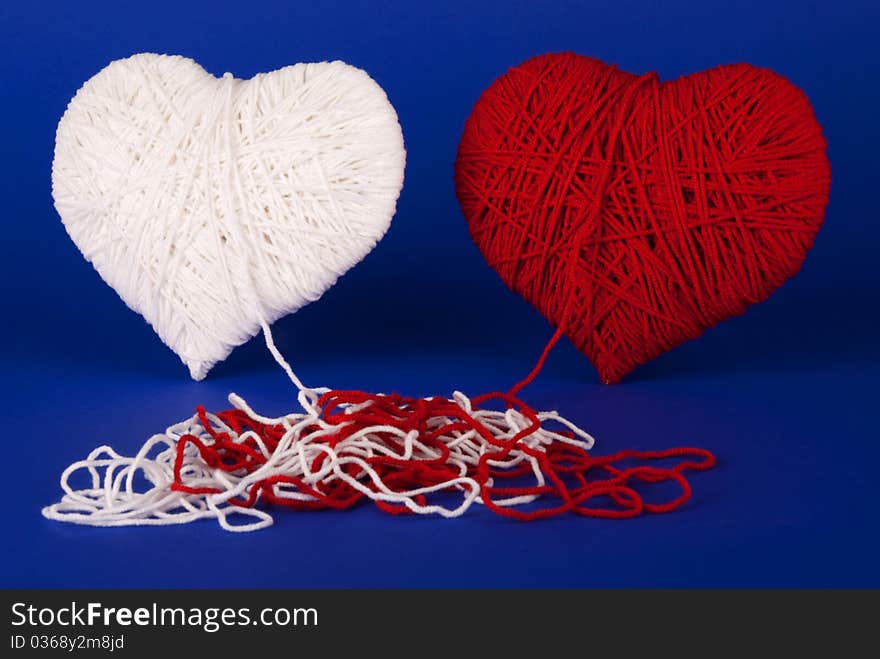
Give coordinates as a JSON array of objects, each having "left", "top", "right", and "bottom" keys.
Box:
[
  {"left": 456, "top": 53, "right": 831, "bottom": 383},
  {"left": 43, "top": 338, "right": 715, "bottom": 530},
  {"left": 52, "top": 53, "right": 405, "bottom": 380}
]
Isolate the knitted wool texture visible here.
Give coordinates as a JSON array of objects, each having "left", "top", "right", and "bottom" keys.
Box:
[
  {"left": 52, "top": 53, "right": 406, "bottom": 380},
  {"left": 455, "top": 53, "right": 831, "bottom": 384}
]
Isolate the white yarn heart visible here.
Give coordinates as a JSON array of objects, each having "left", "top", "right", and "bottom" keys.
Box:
[{"left": 52, "top": 53, "right": 405, "bottom": 379}]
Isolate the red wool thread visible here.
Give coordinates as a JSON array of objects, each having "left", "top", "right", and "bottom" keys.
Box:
[
  {"left": 455, "top": 52, "right": 831, "bottom": 384},
  {"left": 171, "top": 391, "right": 716, "bottom": 520}
]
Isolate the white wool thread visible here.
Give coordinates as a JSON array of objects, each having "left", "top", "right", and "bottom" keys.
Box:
[
  {"left": 42, "top": 331, "right": 597, "bottom": 531},
  {"left": 52, "top": 53, "right": 406, "bottom": 380}
]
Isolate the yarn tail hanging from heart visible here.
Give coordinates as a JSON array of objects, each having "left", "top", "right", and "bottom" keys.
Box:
[{"left": 42, "top": 322, "right": 715, "bottom": 531}]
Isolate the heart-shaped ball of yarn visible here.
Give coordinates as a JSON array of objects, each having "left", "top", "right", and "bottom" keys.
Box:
[
  {"left": 455, "top": 53, "right": 830, "bottom": 384},
  {"left": 53, "top": 53, "right": 405, "bottom": 379}
]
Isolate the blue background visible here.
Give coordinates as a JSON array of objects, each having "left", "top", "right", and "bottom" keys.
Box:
[{"left": 1, "top": 0, "right": 878, "bottom": 588}]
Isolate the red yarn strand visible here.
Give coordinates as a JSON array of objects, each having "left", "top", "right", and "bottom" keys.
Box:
[{"left": 172, "top": 390, "right": 716, "bottom": 520}]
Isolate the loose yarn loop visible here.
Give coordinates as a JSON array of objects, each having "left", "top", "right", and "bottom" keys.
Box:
[
  {"left": 455, "top": 53, "right": 831, "bottom": 384},
  {"left": 52, "top": 54, "right": 405, "bottom": 380},
  {"left": 42, "top": 362, "right": 715, "bottom": 530}
]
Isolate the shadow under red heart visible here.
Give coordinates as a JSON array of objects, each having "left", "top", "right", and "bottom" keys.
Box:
[{"left": 455, "top": 52, "right": 830, "bottom": 383}]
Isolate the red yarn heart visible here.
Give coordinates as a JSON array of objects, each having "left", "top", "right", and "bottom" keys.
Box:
[{"left": 455, "top": 53, "right": 830, "bottom": 384}]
